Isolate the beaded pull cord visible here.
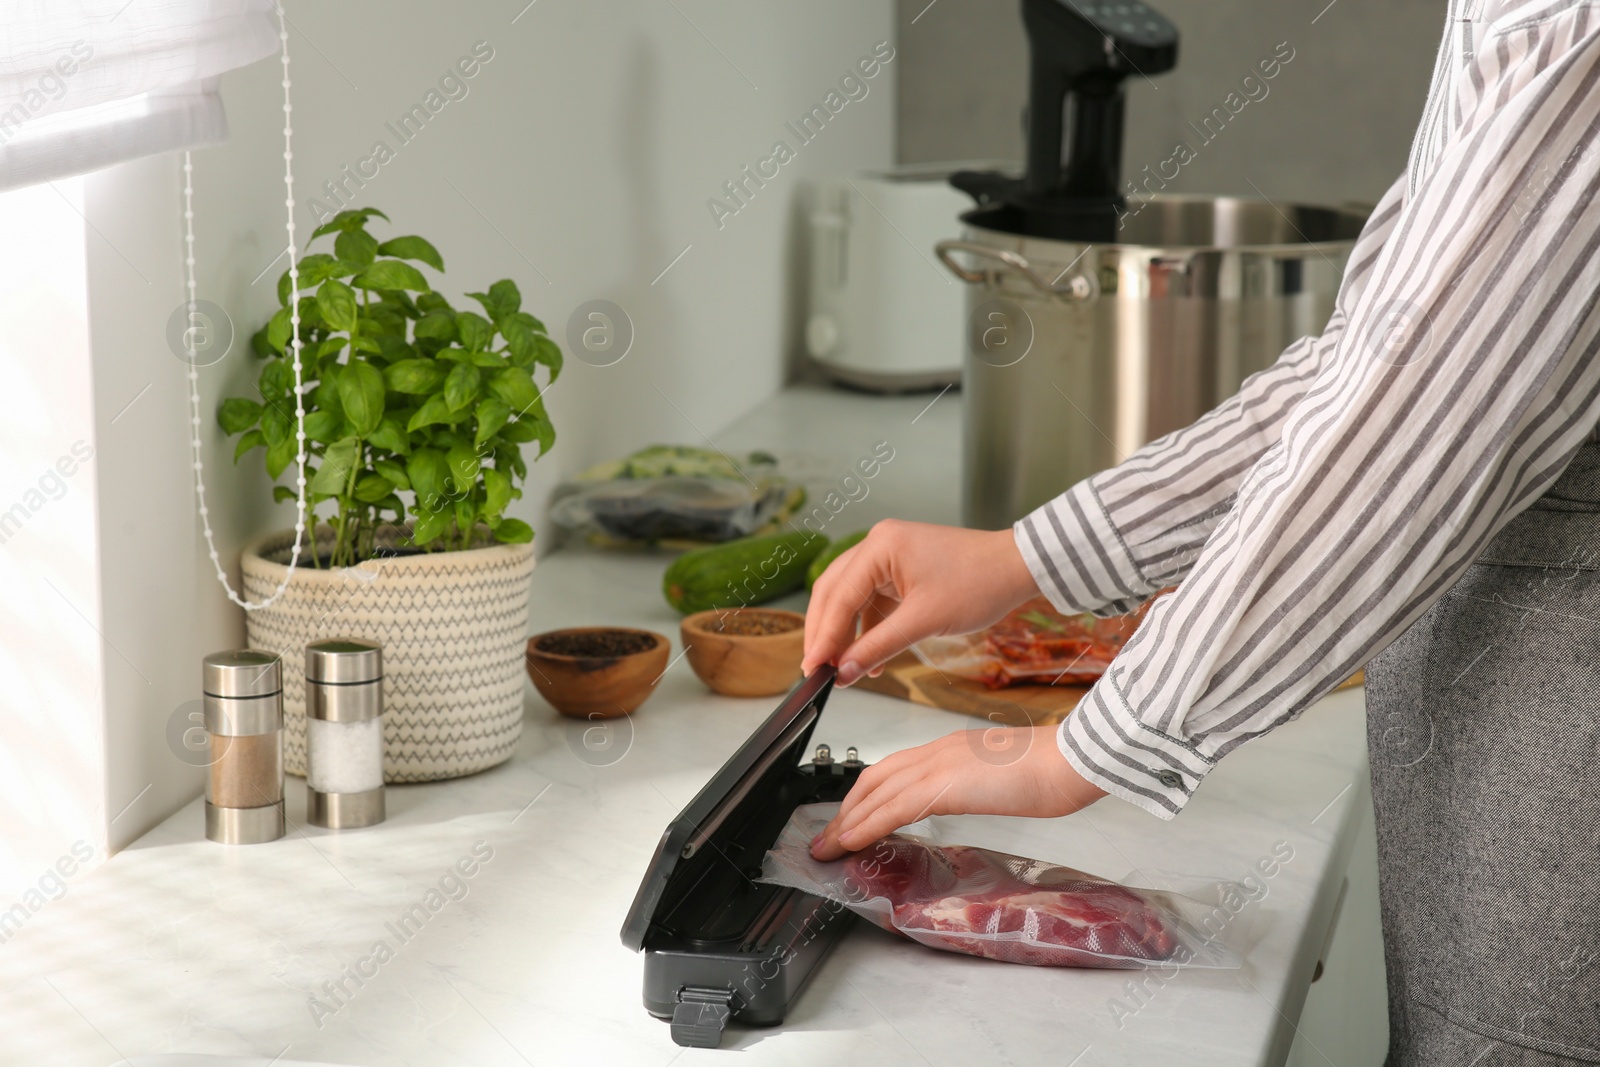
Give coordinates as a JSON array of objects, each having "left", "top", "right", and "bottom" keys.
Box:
[{"left": 183, "top": 0, "right": 309, "bottom": 610}]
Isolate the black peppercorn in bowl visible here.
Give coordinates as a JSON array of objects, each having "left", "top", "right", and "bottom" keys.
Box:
[{"left": 525, "top": 627, "right": 670, "bottom": 719}]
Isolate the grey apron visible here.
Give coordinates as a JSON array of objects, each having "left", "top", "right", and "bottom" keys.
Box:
[{"left": 1366, "top": 438, "right": 1600, "bottom": 1065}]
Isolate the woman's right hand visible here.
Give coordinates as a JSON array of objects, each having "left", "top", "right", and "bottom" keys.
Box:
[{"left": 801, "top": 519, "right": 1042, "bottom": 687}]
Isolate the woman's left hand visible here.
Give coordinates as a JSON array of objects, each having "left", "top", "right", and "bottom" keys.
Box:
[{"left": 809, "top": 725, "right": 1108, "bottom": 860}]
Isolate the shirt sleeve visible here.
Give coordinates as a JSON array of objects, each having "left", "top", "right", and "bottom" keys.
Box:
[{"left": 1043, "top": 6, "right": 1600, "bottom": 818}]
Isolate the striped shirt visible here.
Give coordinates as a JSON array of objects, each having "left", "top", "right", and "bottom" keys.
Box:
[{"left": 1015, "top": 0, "right": 1600, "bottom": 819}]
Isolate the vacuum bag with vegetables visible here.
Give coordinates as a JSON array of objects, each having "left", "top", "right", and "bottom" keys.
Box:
[
  {"left": 550, "top": 445, "right": 805, "bottom": 546},
  {"left": 761, "top": 804, "right": 1240, "bottom": 969}
]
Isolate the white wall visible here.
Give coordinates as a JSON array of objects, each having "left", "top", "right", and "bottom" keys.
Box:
[
  {"left": 0, "top": 180, "right": 109, "bottom": 896},
  {"left": 33, "top": 0, "right": 894, "bottom": 853},
  {"left": 84, "top": 152, "right": 224, "bottom": 854}
]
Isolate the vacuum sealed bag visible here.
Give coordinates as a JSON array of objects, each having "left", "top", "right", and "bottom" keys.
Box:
[
  {"left": 550, "top": 445, "right": 803, "bottom": 545},
  {"left": 761, "top": 804, "right": 1240, "bottom": 970},
  {"left": 915, "top": 595, "right": 1158, "bottom": 688}
]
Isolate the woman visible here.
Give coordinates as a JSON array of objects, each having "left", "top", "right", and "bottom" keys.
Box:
[{"left": 801, "top": 2, "right": 1600, "bottom": 1063}]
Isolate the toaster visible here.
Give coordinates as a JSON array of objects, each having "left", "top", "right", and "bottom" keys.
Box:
[{"left": 805, "top": 163, "right": 1016, "bottom": 393}]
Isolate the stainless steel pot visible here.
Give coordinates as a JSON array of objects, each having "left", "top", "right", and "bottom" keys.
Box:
[{"left": 937, "top": 195, "right": 1368, "bottom": 530}]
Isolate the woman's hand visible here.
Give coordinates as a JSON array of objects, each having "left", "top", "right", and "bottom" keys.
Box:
[
  {"left": 802, "top": 519, "right": 1041, "bottom": 687},
  {"left": 809, "top": 726, "right": 1108, "bottom": 860}
]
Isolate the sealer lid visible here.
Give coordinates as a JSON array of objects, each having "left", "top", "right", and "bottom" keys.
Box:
[
  {"left": 305, "top": 638, "right": 383, "bottom": 684},
  {"left": 202, "top": 649, "right": 282, "bottom": 698},
  {"left": 619, "top": 665, "right": 836, "bottom": 953}
]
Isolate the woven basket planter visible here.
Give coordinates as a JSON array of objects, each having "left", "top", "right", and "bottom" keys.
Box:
[{"left": 240, "top": 525, "right": 536, "bottom": 783}]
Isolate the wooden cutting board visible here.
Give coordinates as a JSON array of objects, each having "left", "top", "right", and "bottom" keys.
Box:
[{"left": 853, "top": 651, "right": 1363, "bottom": 727}]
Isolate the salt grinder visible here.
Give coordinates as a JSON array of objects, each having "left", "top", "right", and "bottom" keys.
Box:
[
  {"left": 203, "top": 650, "right": 287, "bottom": 844},
  {"left": 304, "top": 638, "right": 386, "bottom": 829}
]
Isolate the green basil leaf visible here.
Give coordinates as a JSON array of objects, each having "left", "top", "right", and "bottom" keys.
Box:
[
  {"left": 266, "top": 307, "right": 292, "bottom": 353},
  {"left": 217, "top": 397, "right": 262, "bottom": 435},
  {"left": 443, "top": 362, "right": 482, "bottom": 412},
  {"left": 376, "top": 235, "right": 444, "bottom": 272},
  {"left": 374, "top": 334, "right": 414, "bottom": 362},
  {"left": 334, "top": 228, "right": 378, "bottom": 268},
  {"left": 272, "top": 484, "right": 297, "bottom": 504},
  {"left": 368, "top": 415, "right": 411, "bottom": 456},
  {"left": 446, "top": 441, "right": 480, "bottom": 487},
  {"left": 497, "top": 444, "right": 527, "bottom": 480},
  {"left": 314, "top": 336, "right": 348, "bottom": 360},
  {"left": 469, "top": 349, "right": 506, "bottom": 369},
  {"left": 373, "top": 458, "right": 410, "bottom": 490},
  {"left": 339, "top": 358, "right": 386, "bottom": 437},
  {"left": 278, "top": 253, "right": 346, "bottom": 305},
  {"left": 349, "top": 335, "right": 382, "bottom": 354},
  {"left": 410, "top": 502, "right": 450, "bottom": 547},
  {"left": 498, "top": 416, "right": 538, "bottom": 444},
  {"left": 309, "top": 207, "right": 389, "bottom": 241},
  {"left": 466, "top": 279, "right": 520, "bottom": 323},
  {"left": 528, "top": 416, "right": 555, "bottom": 458},
  {"left": 233, "top": 429, "right": 266, "bottom": 463},
  {"left": 500, "top": 311, "right": 541, "bottom": 363},
  {"left": 250, "top": 325, "right": 274, "bottom": 359},
  {"left": 532, "top": 334, "right": 563, "bottom": 381},
  {"left": 353, "top": 259, "right": 430, "bottom": 293},
  {"left": 265, "top": 435, "right": 297, "bottom": 480},
  {"left": 455, "top": 496, "right": 476, "bottom": 537},
  {"left": 406, "top": 447, "right": 450, "bottom": 509},
  {"left": 406, "top": 394, "right": 459, "bottom": 432},
  {"left": 384, "top": 359, "right": 446, "bottom": 394},
  {"left": 413, "top": 310, "right": 456, "bottom": 342},
  {"left": 492, "top": 517, "right": 534, "bottom": 544},
  {"left": 454, "top": 311, "right": 492, "bottom": 352},
  {"left": 500, "top": 414, "right": 556, "bottom": 457},
  {"left": 303, "top": 410, "right": 344, "bottom": 444},
  {"left": 353, "top": 472, "right": 393, "bottom": 504},
  {"left": 488, "top": 366, "right": 541, "bottom": 414},
  {"left": 416, "top": 291, "right": 453, "bottom": 313},
  {"left": 474, "top": 398, "right": 510, "bottom": 445},
  {"left": 317, "top": 279, "right": 359, "bottom": 332},
  {"left": 373, "top": 288, "right": 418, "bottom": 317},
  {"left": 310, "top": 437, "right": 359, "bottom": 496},
  {"left": 294, "top": 294, "right": 325, "bottom": 334},
  {"left": 259, "top": 402, "right": 291, "bottom": 446},
  {"left": 487, "top": 279, "right": 520, "bottom": 319},
  {"left": 483, "top": 466, "right": 511, "bottom": 516},
  {"left": 312, "top": 372, "right": 344, "bottom": 420}
]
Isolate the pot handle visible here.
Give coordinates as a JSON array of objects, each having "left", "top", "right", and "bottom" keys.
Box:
[{"left": 934, "top": 240, "right": 1096, "bottom": 300}]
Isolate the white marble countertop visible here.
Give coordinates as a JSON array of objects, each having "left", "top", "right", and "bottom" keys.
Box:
[{"left": 2, "top": 386, "right": 1371, "bottom": 1067}]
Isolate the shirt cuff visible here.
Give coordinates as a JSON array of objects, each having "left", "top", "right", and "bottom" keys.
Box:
[
  {"left": 1013, "top": 479, "right": 1147, "bottom": 615},
  {"left": 1057, "top": 672, "right": 1216, "bottom": 820}
]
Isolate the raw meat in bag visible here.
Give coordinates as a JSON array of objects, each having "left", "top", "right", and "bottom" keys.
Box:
[{"left": 761, "top": 804, "right": 1239, "bottom": 970}]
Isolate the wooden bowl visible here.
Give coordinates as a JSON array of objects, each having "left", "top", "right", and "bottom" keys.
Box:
[
  {"left": 525, "top": 627, "right": 670, "bottom": 719},
  {"left": 681, "top": 608, "right": 807, "bottom": 698}
]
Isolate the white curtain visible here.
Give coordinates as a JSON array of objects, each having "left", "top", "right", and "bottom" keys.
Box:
[{"left": 0, "top": 0, "right": 278, "bottom": 192}]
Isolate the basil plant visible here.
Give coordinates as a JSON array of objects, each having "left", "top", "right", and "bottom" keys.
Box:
[{"left": 218, "top": 208, "right": 559, "bottom": 567}]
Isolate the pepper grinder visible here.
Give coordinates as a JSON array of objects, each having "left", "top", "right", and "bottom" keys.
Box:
[
  {"left": 304, "top": 638, "right": 386, "bottom": 829},
  {"left": 203, "top": 650, "right": 287, "bottom": 844}
]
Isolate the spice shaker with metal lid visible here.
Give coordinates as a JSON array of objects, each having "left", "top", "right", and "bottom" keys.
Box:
[
  {"left": 304, "top": 638, "right": 386, "bottom": 829},
  {"left": 203, "top": 649, "right": 286, "bottom": 844}
]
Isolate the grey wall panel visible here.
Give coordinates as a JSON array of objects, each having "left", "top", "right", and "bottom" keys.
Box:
[{"left": 897, "top": 0, "right": 1444, "bottom": 206}]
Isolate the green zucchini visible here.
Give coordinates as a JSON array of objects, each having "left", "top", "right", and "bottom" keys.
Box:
[
  {"left": 663, "top": 530, "right": 828, "bottom": 614},
  {"left": 805, "top": 528, "right": 869, "bottom": 589}
]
